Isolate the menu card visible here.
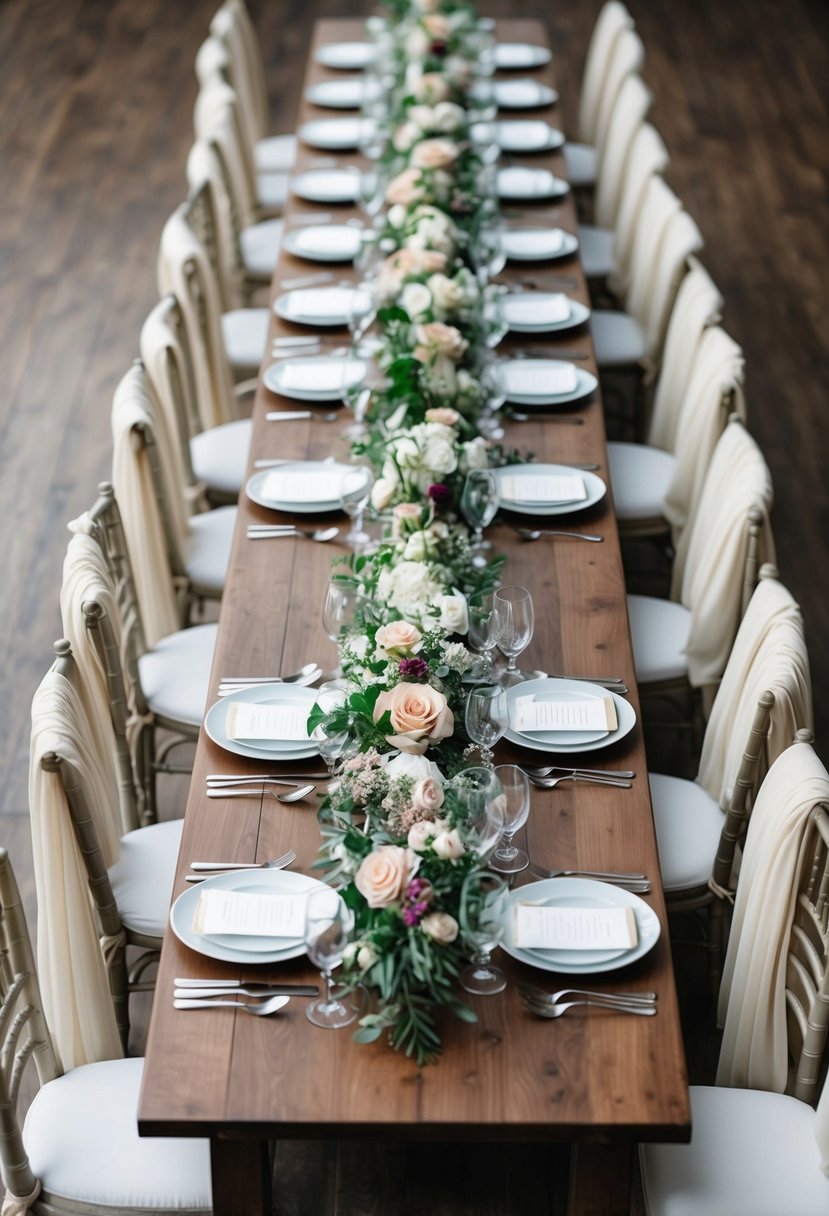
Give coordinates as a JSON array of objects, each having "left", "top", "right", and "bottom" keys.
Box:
[
  {"left": 505, "top": 293, "right": 571, "bottom": 328},
  {"left": 504, "top": 360, "right": 577, "bottom": 397},
  {"left": 514, "top": 903, "right": 638, "bottom": 951},
  {"left": 226, "top": 701, "right": 311, "bottom": 744},
  {"left": 511, "top": 694, "right": 618, "bottom": 734},
  {"left": 499, "top": 472, "right": 586, "bottom": 504},
  {"left": 260, "top": 469, "right": 343, "bottom": 503},
  {"left": 194, "top": 889, "right": 307, "bottom": 938}
]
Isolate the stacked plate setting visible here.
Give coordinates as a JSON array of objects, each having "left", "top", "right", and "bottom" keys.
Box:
[{"left": 503, "top": 677, "right": 636, "bottom": 755}]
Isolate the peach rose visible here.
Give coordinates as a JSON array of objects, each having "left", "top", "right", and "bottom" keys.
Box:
[
  {"left": 375, "top": 620, "right": 424, "bottom": 657},
  {"left": 354, "top": 845, "right": 420, "bottom": 908},
  {"left": 392, "top": 501, "right": 424, "bottom": 538},
  {"left": 386, "top": 167, "right": 423, "bottom": 206},
  {"left": 422, "top": 13, "right": 451, "bottom": 39},
  {"left": 415, "top": 72, "right": 451, "bottom": 104},
  {"left": 413, "top": 321, "right": 468, "bottom": 363},
  {"left": 421, "top": 911, "right": 459, "bottom": 943},
  {"left": 413, "top": 776, "right": 445, "bottom": 814},
  {"left": 425, "top": 407, "right": 460, "bottom": 426},
  {"left": 373, "top": 683, "right": 454, "bottom": 755},
  {"left": 410, "top": 138, "right": 459, "bottom": 171}
]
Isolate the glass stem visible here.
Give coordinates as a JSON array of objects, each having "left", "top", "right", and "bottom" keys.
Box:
[{"left": 322, "top": 968, "right": 332, "bottom": 1007}]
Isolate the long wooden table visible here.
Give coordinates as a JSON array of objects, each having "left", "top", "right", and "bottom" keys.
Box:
[{"left": 138, "top": 18, "right": 690, "bottom": 1214}]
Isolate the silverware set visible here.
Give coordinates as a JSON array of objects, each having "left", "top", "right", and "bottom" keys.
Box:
[
  {"left": 173, "top": 975, "right": 320, "bottom": 1014},
  {"left": 527, "top": 771, "right": 632, "bottom": 790},
  {"left": 217, "top": 664, "right": 322, "bottom": 696},
  {"left": 525, "top": 862, "right": 649, "bottom": 892},
  {"left": 184, "top": 847, "right": 299, "bottom": 883},
  {"left": 513, "top": 526, "right": 603, "bottom": 542},
  {"left": 246, "top": 524, "right": 339, "bottom": 542},
  {"left": 519, "top": 983, "right": 657, "bottom": 1018}
]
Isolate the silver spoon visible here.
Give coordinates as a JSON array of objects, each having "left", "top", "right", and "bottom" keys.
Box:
[
  {"left": 190, "top": 850, "right": 297, "bottom": 872},
  {"left": 528, "top": 773, "right": 631, "bottom": 790},
  {"left": 522, "top": 765, "right": 635, "bottom": 779},
  {"left": 515, "top": 527, "right": 603, "bottom": 542},
  {"left": 173, "top": 995, "right": 291, "bottom": 1015},
  {"left": 519, "top": 983, "right": 656, "bottom": 1006},
  {"left": 205, "top": 785, "right": 316, "bottom": 803},
  {"left": 246, "top": 526, "right": 340, "bottom": 543}
]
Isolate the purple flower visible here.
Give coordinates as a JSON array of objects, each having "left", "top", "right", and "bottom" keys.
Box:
[
  {"left": 399, "top": 658, "right": 429, "bottom": 680},
  {"left": 428, "top": 483, "right": 451, "bottom": 506}
]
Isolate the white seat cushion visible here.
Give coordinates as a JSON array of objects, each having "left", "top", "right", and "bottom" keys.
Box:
[
  {"left": 221, "top": 306, "right": 270, "bottom": 375},
  {"left": 563, "top": 141, "right": 598, "bottom": 188},
  {"left": 186, "top": 505, "right": 237, "bottom": 595},
  {"left": 607, "top": 441, "right": 676, "bottom": 522},
  {"left": 138, "top": 621, "right": 217, "bottom": 728},
  {"left": 627, "top": 594, "right": 691, "bottom": 684},
  {"left": 256, "top": 169, "right": 290, "bottom": 214},
  {"left": 190, "top": 417, "right": 252, "bottom": 496},
  {"left": 641, "top": 1085, "right": 829, "bottom": 1216},
  {"left": 240, "top": 217, "right": 284, "bottom": 278},
  {"left": 255, "top": 132, "right": 297, "bottom": 174},
  {"left": 649, "top": 773, "right": 724, "bottom": 891},
  {"left": 591, "top": 309, "right": 647, "bottom": 368},
  {"left": 108, "top": 819, "right": 183, "bottom": 938},
  {"left": 577, "top": 223, "right": 616, "bottom": 279},
  {"left": 24, "top": 1057, "right": 212, "bottom": 1209}
]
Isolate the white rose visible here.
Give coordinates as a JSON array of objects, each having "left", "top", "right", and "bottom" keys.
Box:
[
  {"left": 387, "top": 203, "right": 407, "bottom": 228},
  {"left": 403, "top": 531, "right": 430, "bottom": 561},
  {"left": 371, "top": 477, "right": 397, "bottom": 510},
  {"left": 431, "top": 101, "right": 466, "bottom": 132},
  {"left": 409, "top": 104, "right": 436, "bottom": 131},
  {"left": 432, "top": 829, "right": 465, "bottom": 860},
  {"left": 427, "top": 273, "right": 463, "bottom": 314},
  {"left": 393, "top": 120, "right": 421, "bottom": 152},
  {"left": 377, "top": 561, "right": 443, "bottom": 617},
  {"left": 435, "top": 590, "right": 469, "bottom": 635},
  {"left": 375, "top": 620, "right": 423, "bottom": 656},
  {"left": 421, "top": 911, "right": 459, "bottom": 943},
  {"left": 424, "top": 354, "right": 457, "bottom": 399},
  {"left": 461, "top": 436, "right": 489, "bottom": 470},
  {"left": 412, "top": 776, "right": 445, "bottom": 814},
  {"left": 405, "top": 26, "right": 430, "bottom": 57},
  {"left": 408, "top": 820, "right": 436, "bottom": 852},
  {"left": 357, "top": 943, "right": 378, "bottom": 971},
  {"left": 400, "top": 281, "right": 433, "bottom": 320},
  {"left": 386, "top": 752, "right": 445, "bottom": 784}
]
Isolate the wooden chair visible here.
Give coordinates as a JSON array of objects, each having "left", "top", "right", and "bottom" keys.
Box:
[
  {"left": 0, "top": 846, "right": 211, "bottom": 1213},
  {"left": 639, "top": 745, "right": 829, "bottom": 1215}
]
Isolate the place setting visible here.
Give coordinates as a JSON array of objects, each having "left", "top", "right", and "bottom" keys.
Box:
[
  {"left": 501, "top": 226, "right": 579, "bottom": 263},
  {"left": 495, "top": 118, "right": 565, "bottom": 153},
  {"left": 314, "top": 40, "right": 376, "bottom": 70},
  {"left": 298, "top": 115, "right": 364, "bottom": 151},
  {"left": 493, "top": 462, "right": 607, "bottom": 516},
  {"left": 262, "top": 352, "right": 367, "bottom": 401},
  {"left": 494, "top": 78, "right": 558, "bottom": 110},
  {"left": 500, "top": 291, "right": 591, "bottom": 334},
  {"left": 497, "top": 357, "right": 598, "bottom": 409},
  {"left": 282, "top": 223, "right": 364, "bottom": 262},
  {"left": 291, "top": 166, "right": 362, "bottom": 204},
  {"left": 305, "top": 76, "right": 382, "bottom": 110},
  {"left": 493, "top": 42, "right": 552, "bottom": 70},
  {"left": 273, "top": 284, "right": 370, "bottom": 327},
  {"left": 496, "top": 166, "right": 569, "bottom": 202}
]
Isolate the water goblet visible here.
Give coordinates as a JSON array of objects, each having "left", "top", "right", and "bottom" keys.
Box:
[
  {"left": 464, "top": 684, "right": 508, "bottom": 762},
  {"left": 493, "top": 586, "right": 534, "bottom": 685},
  {"left": 304, "top": 888, "right": 357, "bottom": 1028},
  {"left": 459, "top": 872, "right": 509, "bottom": 995},
  {"left": 340, "top": 465, "right": 374, "bottom": 551},
  {"left": 340, "top": 347, "right": 372, "bottom": 439},
  {"left": 460, "top": 469, "right": 499, "bottom": 565},
  {"left": 467, "top": 591, "right": 503, "bottom": 677},
  {"left": 489, "top": 765, "right": 530, "bottom": 874},
  {"left": 453, "top": 766, "right": 504, "bottom": 858},
  {"left": 347, "top": 281, "right": 377, "bottom": 344}
]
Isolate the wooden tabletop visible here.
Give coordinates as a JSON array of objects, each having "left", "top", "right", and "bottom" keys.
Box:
[{"left": 138, "top": 16, "right": 689, "bottom": 1209}]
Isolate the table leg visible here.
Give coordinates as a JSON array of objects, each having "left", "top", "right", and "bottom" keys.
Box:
[
  {"left": 210, "top": 1137, "right": 272, "bottom": 1216},
  {"left": 567, "top": 1142, "right": 633, "bottom": 1216}
]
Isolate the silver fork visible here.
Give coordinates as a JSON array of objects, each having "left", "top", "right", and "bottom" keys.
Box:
[
  {"left": 521, "top": 995, "right": 657, "bottom": 1018},
  {"left": 525, "top": 863, "right": 649, "bottom": 893},
  {"left": 519, "top": 982, "right": 656, "bottom": 1006},
  {"left": 528, "top": 773, "right": 632, "bottom": 790},
  {"left": 189, "top": 849, "right": 297, "bottom": 872}
]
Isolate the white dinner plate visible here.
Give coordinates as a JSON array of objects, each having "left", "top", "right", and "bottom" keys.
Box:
[
  {"left": 502, "top": 294, "right": 590, "bottom": 334},
  {"left": 246, "top": 460, "right": 351, "bottom": 513},
  {"left": 291, "top": 169, "right": 361, "bottom": 204},
  {"left": 497, "top": 167, "right": 569, "bottom": 202},
  {"left": 501, "top": 878, "right": 661, "bottom": 974},
  {"left": 204, "top": 683, "right": 320, "bottom": 762},
  {"left": 298, "top": 117, "right": 363, "bottom": 151},
  {"left": 504, "top": 677, "right": 636, "bottom": 753},
  {"left": 494, "top": 42, "right": 552, "bottom": 70},
  {"left": 305, "top": 78, "right": 379, "bottom": 109},
  {"left": 495, "top": 79, "right": 558, "bottom": 110},
  {"left": 274, "top": 286, "right": 365, "bottom": 327},
  {"left": 170, "top": 868, "right": 328, "bottom": 965},
  {"left": 502, "top": 227, "right": 579, "bottom": 262},
  {"left": 315, "top": 40, "right": 376, "bottom": 70},
  {"left": 282, "top": 224, "right": 363, "bottom": 263},
  {"left": 496, "top": 120, "right": 565, "bottom": 153},
  {"left": 263, "top": 355, "right": 365, "bottom": 401},
  {"left": 494, "top": 463, "right": 606, "bottom": 516},
  {"left": 499, "top": 360, "right": 598, "bottom": 408}
]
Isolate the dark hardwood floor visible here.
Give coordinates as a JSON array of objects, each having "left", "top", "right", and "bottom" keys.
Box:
[{"left": 0, "top": 0, "right": 826, "bottom": 1210}]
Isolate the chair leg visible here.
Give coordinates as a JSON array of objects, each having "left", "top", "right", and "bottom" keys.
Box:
[{"left": 107, "top": 943, "right": 130, "bottom": 1053}]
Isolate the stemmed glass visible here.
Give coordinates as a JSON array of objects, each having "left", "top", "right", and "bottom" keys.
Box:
[
  {"left": 340, "top": 347, "right": 372, "bottom": 439},
  {"left": 454, "top": 766, "right": 504, "bottom": 858},
  {"left": 460, "top": 469, "right": 499, "bottom": 565},
  {"left": 347, "top": 281, "right": 377, "bottom": 345},
  {"left": 464, "top": 684, "right": 508, "bottom": 762},
  {"left": 489, "top": 765, "right": 531, "bottom": 874},
  {"left": 467, "top": 591, "right": 503, "bottom": 677},
  {"left": 339, "top": 466, "right": 374, "bottom": 551},
  {"left": 494, "top": 586, "right": 534, "bottom": 685},
  {"left": 321, "top": 575, "right": 366, "bottom": 676},
  {"left": 304, "top": 888, "right": 357, "bottom": 1028},
  {"left": 459, "top": 872, "right": 509, "bottom": 995}
]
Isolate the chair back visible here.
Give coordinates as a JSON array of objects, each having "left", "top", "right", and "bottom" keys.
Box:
[
  {"left": 577, "top": 3, "right": 636, "bottom": 144},
  {"left": 211, "top": 0, "right": 269, "bottom": 150},
  {"left": 140, "top": 295, "right": 202, "bottom": 477},
  {"left": 647, "top": 255, "right": 723, "bottom": 450},
  {"left": 673, "top": 417, "right": 775, "bottom": 689},
  {"left": 594, "top": 73, "right": 652, "bottom": 230},
  {"left": 194, "top": 77, "right": 258, "bottom": 227},
  {"left": 157, "top": 205, "right": 236, "bottom": 430},
  {"left": 608, "top": 122, "right": 670, "bottom": 296},
  {"left": 0, "top": 848, "right": 61, "bottom": 1204},
  {"left": 592, "top": 28, "right": 646, "bottom": 158},
  {"left": 29, "top": 643, "right": 127, "bottom": 1065},
  {"left": 187, "top": 136, "right": 247, "bottom": 310}
]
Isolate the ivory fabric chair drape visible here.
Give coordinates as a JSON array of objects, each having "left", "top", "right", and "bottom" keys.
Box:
[{"left": 576, "top": 1, "right": 635, "bottom": 146}]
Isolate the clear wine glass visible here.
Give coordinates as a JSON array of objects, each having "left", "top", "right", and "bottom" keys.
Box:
[
  {"left": 489, "top": 765, "right": 530, "bottom": 874},
  {"left": 321, "top": 576, "right": 365, "bottom": 646},
  {"left": 339, "top": 466, "right": 374, "bottom": 551},
  {"left": 464, "top": 684, "right": 508, "bottom": 762},
  {"left": 460, "top": 469, "right": 499, "bottom": 565},
  {"left": 459, "top": 872, "right": 509, "bottom": 995},
  {"left": 454, "top": 766, "right": 504, "bottom": 857},
  {"left": 304, "top": 888, "right": 357, "bottom": 1028},
  {"left": 347, "top": 282, "right": 377, "bottom": 344},
  {"left": 467, "top": 590, "right": 503, "bottom": 677},
  {"left": 493, "top": 586, "right": 534, "bottom": 685},
  {"left": 340, "top": 347, "right": 371, "bottom": 439},
  {"left": 357, "top": 164, "right": 386, "bottom": 223}
]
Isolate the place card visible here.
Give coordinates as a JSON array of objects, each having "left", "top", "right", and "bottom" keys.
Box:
[
  {"left": 226, "top": 701, "right": 311, "bottom": 743},
  {"left": 504, "top": 360, "right": 578, "bottom": 396},
  {"left": 499, "top": 473, "right": 586, "bottom": 504},
  {"left": 259, "top": 469, "right": 343, "bottom": 502},
  {"left": 194, "top": 889, "right": 307, "bottom": 939},
  {"left": 514, "top": 903, "right": 638, "bottom": 951},
  {"left": 511, "top": 695, "right": 618, "bottom": 734}
]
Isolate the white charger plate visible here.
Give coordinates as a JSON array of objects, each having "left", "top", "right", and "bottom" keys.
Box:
[
  {"left": 494, "top": 463, "right": 606, "bottom": 516},
  {"left": 495, "top": 79, "right": 558, "bottom": 110},
  {"left": 496, "top": 120, "right": 565, "bottom": 153},
  {"left": 502, "top": 294, "right": 590, "bottom": 334},
  {"left": 502, "top": 228, "right": 579, "bottom": 262},
  {"left": 274, "top": 286, "right": 364, "bottom": 327},
  {"left": 504, "top": 677, "right": 635, "bottom": 753},
  {"left": 291, "top": 169, "right": 361, "bottom": 204},
  {"left": 315, "top": 41, "right": 376, "bottom": 70},
  {"left": 499, "top": 360, "right": 598, "bottom": 407},
  {"left": 263, "top": 355, "right": 365, "bottom": 401},
  {"left": 497, "top": 166, "right": 569, "bottom": 202},
  {"left": 170, "top": 868, "right": 328, "bottom": 964},
  {"left": 246, "top": 460, "right": 351, "bottom": 514},
  {"left": 494, "top": 42, "right": 552, "bottom": 70},
  {"left": 502, "top": 877, "right": 661, "bottom": 974},
  {"left": 204, "top": 683, "right": 320, "bottom": 762},
  {"left": 298, "top": 117, "right": 363, "bottom": 151},
  {"left": 305, "top": 79, "right": 379, "bottom": 109},
  {"left": 283, "top": 224, "right": 363, "bottom": 263}
]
